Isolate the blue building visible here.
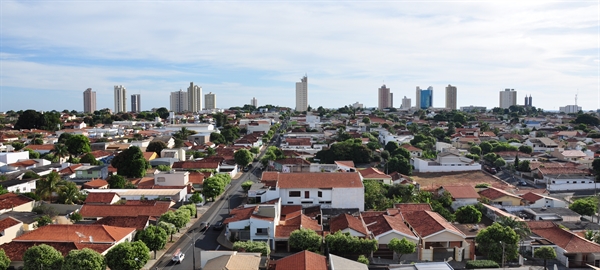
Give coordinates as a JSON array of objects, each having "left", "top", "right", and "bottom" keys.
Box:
[{"left": 416, "top": 86, "right": 433, "bottom": 109}]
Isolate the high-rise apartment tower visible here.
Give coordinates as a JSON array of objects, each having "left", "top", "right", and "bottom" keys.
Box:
[
  {"left": 83, "top": 88, "right": 96, "bottom": 113},
  {"left": 295, "top": 75, "right": 308, "bottom": 111},
  {"left": 401, "top": 96, "right": 411, "bottom": 109},
  {"left": 114, "top": 85, "right": 127, "bottom": 113},
  {"left": 499, "top": 89, "right": 517, "bottom": 109},
  {"left": 251, "top": 97, "right": 258, "bottom": 108},
  {"left": 131, "top": 94, "right": 141, "bottom": 113},
  {"left": 187, "top": 82, "right": 202, "bottom": 112},
  {"left": 378, "top": 84, "right": 393, "bottom": 110},
  {"left": 205, "top": 92, "right": 216, "bottom": 110},
  {"left": 445, "top": 84, "right": 457, "bottom": 110},
  {"left": 416, "top": 86, "right": 433, "bottom": 109},
  {"left": 170, "top": 90, "right": 188, "bottom": 113}
]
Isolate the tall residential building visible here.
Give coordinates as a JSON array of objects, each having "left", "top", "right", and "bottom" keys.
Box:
[
  {"left": 83, "top": 88, "right": 96, "bottom": 113},
  {"left": 205, "top": 92, "right": 216, "bottom": 110},
  {"left": 378, "top": 84, "right": 393, "bottom": 110},
  {"left": 187, "top": 82, "right": 202, "bottom": 112},
  {"left": 499, "top": 88, "right": 517, "bottom": 109},
  {"left": 352, "top": 102, "right": 364, "bottom": 109},
  {"left": 170, "top": 90, "right": 188, "bottom": 113},
  {"left": 251, "top": 97, "right": 258, "bottom": 108},
  {"left": 524, "top": 95, "right": 533, "bottom": 107},
  {"left": 295, "top": 75, "right": 308, "bottom": 111},
  {"left": 445, "top": 84, "right": 457, "bottom": 110},
  {"left": 401, "top": 96, "right": 411, "bottom": 109},
  {"left": 559, "top": 105, "right": 582, "bottom": 114},
  {"left": 114, "top": 85, "right": 127, "bottom": 113},
  {"left": 416, "top": 86, "right": 433, "bottom": 109},
  {"left": 131, "top": 94, "right": 141, "bottom": 113}
]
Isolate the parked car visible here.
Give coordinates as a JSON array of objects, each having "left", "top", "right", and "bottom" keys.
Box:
[
  {"left": 243, "top": 166, "right": 250, "bottom": 172},
  {"left": 483, "top": 165, "right": 497, "bottom": 175},
  {"left": 199, "top": 222, "right": 210, "bottom": 232},
  {"left": 213, "top": 221, "right": 224, "bottom": 231},
  {"left": 172, "top": 249, "right": 185, "bottom": 263}
]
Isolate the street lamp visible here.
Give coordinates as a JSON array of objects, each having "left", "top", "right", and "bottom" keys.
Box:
[{"left": 499, "top": 241, "right": 505, "bottom": 269}]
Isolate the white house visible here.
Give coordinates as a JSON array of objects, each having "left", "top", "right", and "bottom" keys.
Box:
[
  {"left": 258, "top": 172, "right": 365, "bottom": 211},
  {"left": 413, "top": 150, "right": 480, "bottom": 173},
  {"left": 439, "top": 185, "right": 480, "bottom": 210},
  {"left": 154, "top": 171, "right": 189, "bottom": 186},
  {"left": 524, "top": 138, "right": 559, "bottom": 153},
  {"left": 521, "top": 192, "right": 567, "bottom": 208},
  {"left": 225, "top": 199, "right": 280, "bottom": 249}
]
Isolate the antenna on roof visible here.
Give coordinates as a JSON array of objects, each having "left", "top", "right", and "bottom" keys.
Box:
[
  {"left": 89, "top": 236, "right": 94, "bottom": 243},
  {"left": 575, "top": 90, "right": 578, "bottom": 106},
  {"left": 75, "top": 231, "right": 85, "bottom": 243}
]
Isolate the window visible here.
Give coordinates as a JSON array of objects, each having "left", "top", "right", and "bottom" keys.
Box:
[
  {"left": 157, "top": 177, "right": 165, "bottom": 182},
  {"left": 256, "top": 228, "right": 268, "bottom": 235},
  {"left": 305, "top": 191, "right": 310, "bottom": 198},
  {"left": 287, "top": 201, "right": 293, "bottom": 204},
  {"left": 289, "top": 191, "right": 301, "bottom": 197},
  {"left": 318, "top": 191, "right": 323, "bottom": 197}
]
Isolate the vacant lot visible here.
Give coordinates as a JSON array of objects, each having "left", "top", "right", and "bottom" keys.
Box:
[{"left": 411, "top": 171, "right": 513, "bottom": 191}]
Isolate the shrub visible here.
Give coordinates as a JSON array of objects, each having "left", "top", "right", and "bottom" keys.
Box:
[
  {"left": 475, "top": 183, "right": 490, "bottom": 188},
  {"left": 357, "top": 255, "right": 369, "bottom": 265},
  {"left": 466, "top": 260, "right": 499, "bottom": 269}
]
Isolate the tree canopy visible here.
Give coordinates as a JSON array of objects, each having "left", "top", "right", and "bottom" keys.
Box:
[
  {"left": 569, "top": 197, "right": 598, "bottom": 216},
  {"left": 289, "top": 228, "right": 321, "bottom": 252},
  {"left": 534, "top": 246, "right": 556, "bottom": 270},
  {"left": 146, "top": 141, "right": 167, "bottom": 157},
  {"left": 475, "top": 223, "right": 519, "bottom": 263},
  {"left": 325, "top": 231, "right": 378, "bottom": 256},
  {"left": 234, "top": 149, "right": 253, "bottom": 169},
  {"left": 455, "top": 205, "right": 482, "bottom": 224},
  {"left": 105, "top": 241, "right": 150, "bottom": 270},
  {"left": 62, "top": 248, "right": 106, "bottom": 270},
  {"left": 388, "top": 237, "right": 416, "bottom": 263},
  {"left": 232, "top": 241, "right": 270, "bottom": 256},
  {"left": 110, "top": 146, "right": 149, "bottom": 178},
  {"left": 315, "top": 138, "right": 372, "bottom": 164},
  {"left": 0, "top": 249, "right": 10, "bottom": 270},
  {"left": 135, "top": 225, "right": 167, "bottom": 259},
  {"left": 23, "top": 244, "right": 64, "bottom": 270}
]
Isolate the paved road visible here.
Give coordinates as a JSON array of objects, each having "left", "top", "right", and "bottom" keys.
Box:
[{"left": 154, "top": 150, "right": 268, "bottom": 269}]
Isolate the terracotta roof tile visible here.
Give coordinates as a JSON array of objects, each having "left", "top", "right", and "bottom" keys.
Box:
[
  {"left": 394, "top": 203, "right": 433, "bottom": 213},
  {"left": 59, "top": 164, "right": 83, "bottom": 175},
  {"left": 82, "top": 179, "right": 109, "bottom": 189},
  {"left": 15, "top": 224, "right": 135, "bottom": 244},
  {"left": 403, "top": 210, "right": 465, "bottom": 238},
  {"left": 0, "top": 193, "right": 34, "bottom": 211},
  {"left": 442, "top": 185, "right": 480, "bottom": 199},
  {"left": 334, "top": 160, "right": 355, "bottom": 168},
  {"left": 93, "top": 216, "right": 150, "bottom": 230},
  {"left": 359, "top": 167, "right": 391, "bottom": 179},
  {"left": 361, "top": 212, "right": 415, "bottom": 238},
  {"left": 401, "top": 144, "right": 422, "bottom": 152},
  {"left": 275, "top": 250, "right": 327, "bottom": 270},
  {"left": 0, "top": 217, "right": 21, "bottom": 231},
  {"left": 276, "top": 172, "right": 363, "bottom": 189},
  {"left": 79, "top": 201, "right": 170, "bottom": 218},
  {"left": 478, "top": 187, "right": 521, "bottom": 200},
  {"left": 84, "top": 192, "right": 119, "bottom": 204},
  {"left": 330, "top": 213, "right": 368, "bottom": 236},
  {"left": 24, "top": 144, "right": 55, "bottom": 151},
  {"left": 521, "top": 192, "right": 544, "bottom": 203},
  {"left": 528, "top": 221, "right": 600, "bottom": 253}
]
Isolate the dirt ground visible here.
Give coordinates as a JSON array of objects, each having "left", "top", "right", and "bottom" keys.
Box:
[{"left": 411, "top": 170, "right": 514, "bottom": 191}]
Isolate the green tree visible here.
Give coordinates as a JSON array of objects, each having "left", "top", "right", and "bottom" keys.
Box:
[
  {"left": 325, "top": 231, "right": 378, "bottom": 255},
  {"left": 0, "top": 249, "right": 10, "bottom": 270},
  {"left": 189, "top": 192, "right": 203, "bottom": 204},
  {"left": 105, "top": 241, "right": 150, "bottom": 270},
  {"left": 517, "top": 160, "right": 531, "bottom": 172},
  {"left": 156, "top": 165, "right": 171, "bottom": 172},
  {"left": 494, "top": 157, "right": 506, "bottom": 167},
  {"left": 232, "top": 241, "right": 270, "bottom": 256},
  {"left": 288, "top": 228, "right": 321, "bottom": 252},
  {"left": 362, "top": 117, "right": 371, "bottom": 125},
  {"left": 158, "top": 211, "right": 189, "bottom": 232},
  {"left": 386, "top": 156, "right": 412, "bottom": 175},
  {"left": 384, "top": 141, "right": 400, "bottom": 154},
  {"left": 388, "top": 237, "right": 416, "bottom": 263},
  {"left": 36, "top": 171, "right": 61, "bottom": 201},
  {"left": 475, "top": 223, "right": 519, "bottom": 264},
  {"left": 357, "top": 255, "right": 369, "bottom": 265},
  {"left": 479, "top": 141, "right": 493, "bottom": 154},
  {"left": 65, "top": 135, "right": 91, "bottom": 157},
  {"left": 11, "top": 142, "right": 25, "bottom": 151},
  {"left": 57, "top": 181, "right": 83, "bottom": 204},
  {"left": 519, "top": 145, "right": 533, "bottom": 154},
  {"left": 79, "top": 153, "right": 100, "bottom": 165},
  {"left": 158, "top": 221, "right": 177, "bottom": 242},
  {"left": 34, "top": 215, "right": 52, "bottom": 228},
  {"left": 69, "top": 212, "right": 82, "bottom": 223},
  {"left": 569, "top": 198, "right": 598, "bottom": 217},
  {"left": 135, "top": 225, "right": 167, "bottom": 259},
  {"left": 23, "top": 244, "right": 64, "bottom": 270},
  {"left": 469, "top": 145, "right": 482, "bottom": 156},
  {"left": 234, "top": 149, "right": 253, "bottom": 169},
  {"left": 62, "top": 248, "right": 106, "bottom": 270},
  {"left": 110, "top": 146, "right": 149, "bottom": 178},
  {"left": 593, "top": 158, "right": 600, "bottom": 180},
  {"left": 249, "top": 147, "right": 260, "bottom": 155},
  {"left": 146, "top": 141, "right": 168, "bottom": 157},
  {"left": 202, "top": 176, "right": 226, "bottom": 201},
  {"left": 534, "top": 246, "right": 557, "bottom": 270},
  {"left": 107, "top": 175, "right": 127, "bottom": 189},
  {"left": 241, "top": 180, "right": 254, "bottom": 192},
  {"left": 156, "top": 107, "right": 169, "bottom": 119},
  {"left": 575, "top": 114, "right": 600, "bottom": 126},
  {"left": 209, "top": 133, "right": 226, "bottom": 145},
  {"left": 14, "top": 110, "right": 42, "bottom": 130},
  {"left": 455, "top": 205, "right": 482, "bottom": 224}
]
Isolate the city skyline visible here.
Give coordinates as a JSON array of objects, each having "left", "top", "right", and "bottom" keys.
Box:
[{"left": 1, "top": 1, "right": 597, "bottom": 112}]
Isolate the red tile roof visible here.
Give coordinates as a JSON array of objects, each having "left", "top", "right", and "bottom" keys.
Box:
[
  {"left": 403, "top": 210, "right": 465, "bottom": 238},
  {"left": 359, "top": 167, "right": 391, "bottom": 179},
  {"left": 275, "top": 250, "right": 327, "bottom": 270},
  {"left": 394, "top": 203, "right": 432, "bottom": 213},
  {"left": 361, "top": 212, "right": 415, "bottom": 238},
  {"left": 8, "top": 160, "right": 37, "bottom": 167},
  {"left": 329, "top": 213, "right": 368, "bottom": 236},
  {"left": 143, "top": 152, "right": 157, "bottom": 161},
  {"left": 93, "top": 216, "right": 150, "bottom": 230},
  {"left": 478, "top": 187, "right": 521, "bottom": 200},
  {"left": 88, "top": 150, "right": 112, "bottom": 159},
  {"left": 84, "top": 192, "right": 119, "bottom": 204},
  {"left": 188, "top": 172, "right": 205, "bottom": 185},
  {"left": 172, "top": 160, "right": 220, "bottom": 170},
  {"left": 521, "top": 192, "right": 544, "bottom": 204},
  {"left": 15, "top": 224, "right": 135, "bottom": 244},
  {"left": 527, "top": 221, "right": 600, "bottom": 253},
  {"left": 0, "top": 217, "right": 21, "bottom": 232},
  {"left": 401, "top": 144, "right": 422, "bottom": 152},
  {"left": 83, "top": 179, "right": 109, "bottom": 189},
  {"left": 276, "top": 172, "right": 363, "bottom": 189},
  {"left": 224, "top": 206, "right": 256, "bottom": 224},
  {"left": 442, "top": 185, "right": 480, "bottom": 199},
  {"left": 79, "top": 201, "right": 171, "bottom": 218},
  {"left": 59, "top": 164, "right": 83, "bottom": 175},
  {"left": 0, "top": 242, "right": 113, "bottom": 261},
  {"left": 334, "top": 160, "right": 355, "bottom": 168},
  {"left": 0, "top": 193, "right": 34, "bottom": 211},
  {"left": 24, "top": 144, "right": 55, "bottom": 151}
]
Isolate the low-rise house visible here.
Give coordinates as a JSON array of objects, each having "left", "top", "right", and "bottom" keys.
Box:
[
  {"left": 74, "top": 165, "right": 109, "bottom": 181},
  {"left": 58, "top": 164, "right": 83, "bottom": 179},
  {"left": 329, "top": 254, "right": 368, "bottom": 270},
  {"left": 0, "top": 177, "right": 37, "bottom": 194},
  {"left": 79, "top": 200, "right": 172, "bottom": 220},
  {"left": 552, "top": 148, "right": 588, "bottom": 163},
  {"left": 225, "top": 200, "right": 280, "bottom": 250},
  {"left": 329, "top": 213, "right": 368, "bottom": 238},
  {"left": 334, "top": 160, "right": 356, "bottom": 172},
  {"left": 524, "top": 208, "right": 581, "bottom": 222},
  {"left": 0, "top": 211, "right": 44, "bottom": 232},
  {"left": 401, "top": 144, "right": 423, "bottom": 158},
  {"left": 438, "top": 185, "right": 480, "bottom": 210},
  {"left": 23, "top": 144, "right": 55, "bottom": 155},
  {"left": 359, "top": 167, "right": 392, "bottom": 185},
  {"left": 413, "top": 149, "right": 480, "bottom": 173},
  {"left": 82, "top": 179, "right": 109, "bottom": 189},
  {"left": 478, "top": 187, "right": 522, "bottom": 206},
  {"left": 84, "top": 192, "right": 121, "bottom": 205},
  {"left": 273, "top": 250, "right": 327, "bottom": 270},
  {"left": 524, "top": 138, "right": 559, "bottom": 153},
  {"left": 0, "top": 217, "right": 23, "bottom": 245},
  {"left": 528, "top": 221, "right": 600, "bottom": 267},
  {"left": 0, "top": 193, "right": 35, "bottom": 214},
  {"left": 533, "top": 166, "right": 594, "bottom": 192},
  {"left": 520, "top": 192, "right": 567, "bottom": 208},
  {"left": 361, "top": 211, "right": 419, "bottom": 261},
  {"left": 151, "top": 136, "right": 175, "bottom": 149},
  {"left": 93, "top": 216, "right": 150, "bottom": 231},
  {"left": 272, "top": 158, "right": 311, "bottom": 173},
  {"left": 201, "top": 251, "right": 262, "bottom": 270}
]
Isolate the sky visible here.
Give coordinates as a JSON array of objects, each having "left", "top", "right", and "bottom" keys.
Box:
[{"left": 0, "top": 1, "right": 598, "bottom": 112}]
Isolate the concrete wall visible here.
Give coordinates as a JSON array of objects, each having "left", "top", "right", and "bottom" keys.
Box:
[
  {"left": 0, "top": 221, "right": 23, "bottom": 245},
  {"left": 332, "top": 187, "right": 364, "bottom": 211},
  {"left": 377, "top": 232, "right": 418, "bottom": 245},
  {"left": 414, "top": 158, "right": 481, "bottom": 173}
]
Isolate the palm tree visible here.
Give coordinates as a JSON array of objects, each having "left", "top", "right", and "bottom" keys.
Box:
[
  {"left": 497, "top": 216, "right": 531, "bottom": 253},
  {"left": 36, "top": 171, "right": 61, "bottom": 202},
  {"left": 52, "top": 143, "right": 68, "bottom": 163},
  {"left": 57, "top": 181, "right": 80, "bottom": 205}
]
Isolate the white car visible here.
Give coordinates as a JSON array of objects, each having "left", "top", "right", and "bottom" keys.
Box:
[{"left": 171, "top": 249, "right": 185, "bottom": 264}]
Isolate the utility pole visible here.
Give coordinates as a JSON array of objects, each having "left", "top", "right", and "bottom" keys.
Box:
[{"left": 500, "top": 241, "right": 505, "bottom": 269}]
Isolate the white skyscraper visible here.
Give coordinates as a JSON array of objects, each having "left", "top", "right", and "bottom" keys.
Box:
[
  {"left": 295, "top": 75, "right": 308, "bottom": 111},
  {"left": 131, "top": 94, "right": 141, "bottom": 113},
  {"left": 170, "top": 90, "right": 188, "bottom": 113},
  {"left": 499, "top": 88, "right": 517, "bottom": 109},
  {"left": 401, "top": 96, "right": 411, "bottom": 109},
  {"left": 114, "top": 85, "right": 127, "bottom": 113},
  {"left": 205, "top": 92, "right": 216, "bottom": 110},
  {"left": 187, "top": 82, "right": 202, "bottom": 112},
  {"left": 83, "top": 88, "right": 96, "bottom": 113},
  {"left": 251, "top": 97, "right": 258, "bottom": 108}
]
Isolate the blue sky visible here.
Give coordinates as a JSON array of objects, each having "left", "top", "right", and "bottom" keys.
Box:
[{"left": 0, "top": 1, "right": 598, "bottom": 112}]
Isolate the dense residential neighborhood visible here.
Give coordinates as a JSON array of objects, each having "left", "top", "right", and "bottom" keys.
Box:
[{"left": 0, "top": 104, "right": 600, "bottom": 270}]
